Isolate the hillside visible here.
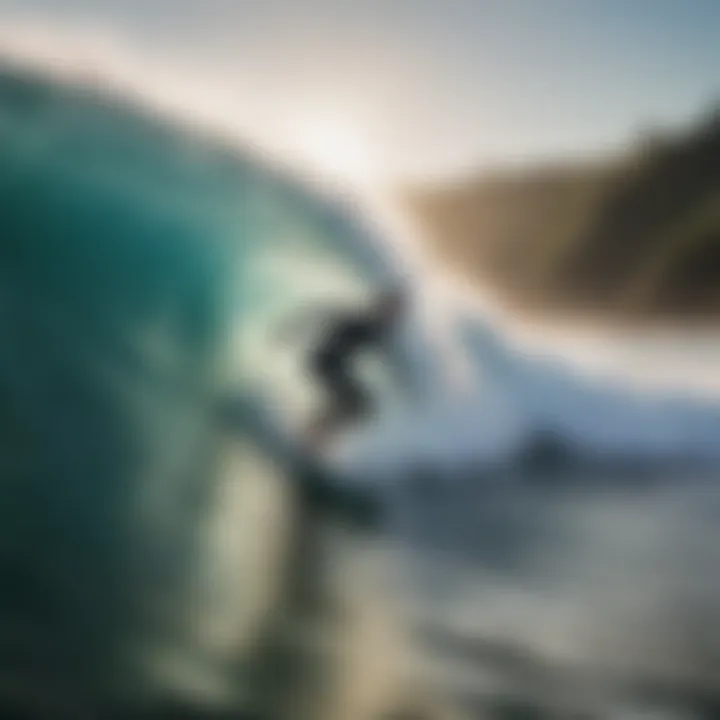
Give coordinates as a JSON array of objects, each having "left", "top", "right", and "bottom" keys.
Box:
[{"left": 401, "top": 109, "right": 720, "bottom": 323}]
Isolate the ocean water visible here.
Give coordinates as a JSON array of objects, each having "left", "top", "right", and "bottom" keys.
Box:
[
  {"left": 4, "top": 61, "right": 720, "bottom": 720},
  {"left": 0, "top": 60, "right": 425, "bottom": 718}
]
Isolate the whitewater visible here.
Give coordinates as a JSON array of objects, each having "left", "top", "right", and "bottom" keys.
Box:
[{"left": 313, "top": 193, "right": 720, "bottom": 478}]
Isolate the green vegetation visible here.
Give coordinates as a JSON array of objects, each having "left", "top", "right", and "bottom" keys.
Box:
[{"left": 401, "top": 109, "right": 720, "bottom": 322}]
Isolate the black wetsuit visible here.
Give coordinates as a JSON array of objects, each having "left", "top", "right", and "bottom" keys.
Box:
[{"left": 309, "top": 312, "right": 387, "bottom": 426}]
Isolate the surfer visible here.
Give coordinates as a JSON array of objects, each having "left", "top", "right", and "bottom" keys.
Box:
[{"left": 278, "top": 286, "right": 410, "bottom": 448}]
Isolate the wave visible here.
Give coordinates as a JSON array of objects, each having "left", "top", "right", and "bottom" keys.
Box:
[
  {"left": 3, "top": 54, "right": 720, "bottom": 716},
  {"left": 0, "top": 59, "right": 406, "bottom": 712}
]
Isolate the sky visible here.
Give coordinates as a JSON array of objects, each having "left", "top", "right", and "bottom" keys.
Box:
[{"left": 0, "top": 0, "right": 719, "bottom": 185}]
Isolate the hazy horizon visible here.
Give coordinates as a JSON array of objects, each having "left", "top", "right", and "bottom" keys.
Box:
[{"left": 0, "top": 0, "right": 719, "bottom": 187}]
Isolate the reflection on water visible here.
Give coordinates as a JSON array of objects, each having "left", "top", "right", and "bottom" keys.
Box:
[
  {"left": 391, "top": 465, "right": 720, "bottom": 719},
  {"left": 213, "top": 453, "right": 720, "bottom": 720}
]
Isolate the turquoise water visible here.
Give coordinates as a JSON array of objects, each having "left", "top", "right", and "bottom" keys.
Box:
[{"left": 0, "top": 63, "right": 402, "bottom": 713}]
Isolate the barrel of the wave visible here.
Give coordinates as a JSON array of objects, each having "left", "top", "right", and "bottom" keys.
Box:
[{"left": 0, "top": 65, "right": 397, "bottom": 717}]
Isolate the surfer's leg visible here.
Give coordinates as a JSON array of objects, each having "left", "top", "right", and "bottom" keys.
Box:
[
  {"left": 336, "top": 372, "right": 372, "bottom": 424},
  {"left": 306, "top": 357, "right": 344, "bottom": 444},
  {"left": 308, "top": 373, "right": 371, "bottom": 448},
  {"left": 307, "top": 359, "right": 368, "bottom": 444}
]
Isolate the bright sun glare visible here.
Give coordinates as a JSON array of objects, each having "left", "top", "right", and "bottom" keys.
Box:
[{"left": 295, "top": 121, "right": 377, "bottom": 184}]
